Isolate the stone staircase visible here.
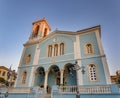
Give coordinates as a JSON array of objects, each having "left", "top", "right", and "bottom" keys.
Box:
[{"left": 43, "top": 94, "right": 51, "bottom": 98}]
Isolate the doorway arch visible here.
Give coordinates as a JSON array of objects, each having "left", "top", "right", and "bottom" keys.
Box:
[
  {"left": 63, "top": 63, "right": 77, "bottom": 86},
  {"left": 47, "top": 65, "right": 60, "bottom": 93},
  {"left": 34, "top": 67, "right": 45, "bottom": 88}
]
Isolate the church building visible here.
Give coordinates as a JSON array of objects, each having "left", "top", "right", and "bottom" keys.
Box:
[{"left": 14, "top": 18, "right": 112, "bottom": 94}]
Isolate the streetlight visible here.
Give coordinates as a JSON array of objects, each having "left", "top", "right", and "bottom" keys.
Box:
[{"left": 71, "top": 61, "right": 85, "bottom": 98}]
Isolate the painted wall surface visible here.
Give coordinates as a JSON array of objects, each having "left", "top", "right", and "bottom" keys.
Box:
[
  {"left": 38, "top": 34, "right": 75, "bottom": 65},
  {"left": 81, "top": 57, "right": 106, "bottom": 85},
  {"left": 79, "top": 32, "right": 106, "bottom": 85},
  {"left": 80, "top": 32, "right": 100, "bottom": 58},
  {"left": 15, "top": 66, "right": 33, "bottom": 87},
  {"left": 21, "top": 45, "right": 36, "bottom": 66}
]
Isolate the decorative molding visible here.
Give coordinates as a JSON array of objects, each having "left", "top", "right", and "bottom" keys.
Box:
[
  {"left": 18, "top": 55, "right": 106, "bottom": 68},
  {"left": 52, "top": 57, "right": 56, "bottom": 63}
]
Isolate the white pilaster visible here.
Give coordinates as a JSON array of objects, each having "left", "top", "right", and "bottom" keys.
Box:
[
  {"left": 74, "top": 35, "right": 81, "bottom": 59},
  {"left": 95, "top": 30, "right": 111, "bottom": 84},
  {"left": 19, "top": 47, "right": 26, "bottom": 67},
  {"left": 14, "top": 69, "right": 20, "bottom": 87},
  {"left": 95, "top": 30, "right": 104, "bottom": 55},
  {"left": 28, "top": 67, "right": 35, "bottom": 87},
  {"left": 77, "top": 61, "right": 83, "bottom": 85},
  {"left": 101, "top": 57, "right": 111, "bottom": 84},
  {"left": 33, "top": 44, "right": 40, "bottom": 65},
  {"left": 74, "top": 35, "right": 83, "bottom": 85}
]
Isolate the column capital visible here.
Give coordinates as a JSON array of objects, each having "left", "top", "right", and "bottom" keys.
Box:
[
  {"left": 45, "top": 70, "right": 49, "bottom": 74},
  {"left": 60, "top": 68, "right": 64, "bottom": 72},
  {"left": 34, "top": 70, "right": 37, "bottom": 75}
]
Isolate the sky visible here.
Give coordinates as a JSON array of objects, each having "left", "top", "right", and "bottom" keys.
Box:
[{"left": 0, "top": 0, "right": 120, "bottom": 75}]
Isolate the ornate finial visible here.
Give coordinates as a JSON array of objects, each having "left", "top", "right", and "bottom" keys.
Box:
[{"left": 43, "top": 17, "right": 45, "bottom": 19}]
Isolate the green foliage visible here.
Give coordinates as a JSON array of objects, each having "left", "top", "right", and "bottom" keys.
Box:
[{"left": 0, "top": 77, "right": 9, "bottom": 86}]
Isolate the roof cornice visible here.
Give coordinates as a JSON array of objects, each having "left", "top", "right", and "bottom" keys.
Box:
[{"left": 24, "top": 25, "right": 101, "bottom": 46}]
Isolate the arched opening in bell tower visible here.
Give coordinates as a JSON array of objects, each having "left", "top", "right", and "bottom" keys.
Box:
[
  {"left": 32, "top": 25, "right": 39, "bottom": 38},
  {"left": 44, "top": 28, "right": 47, "bottom": 37}
]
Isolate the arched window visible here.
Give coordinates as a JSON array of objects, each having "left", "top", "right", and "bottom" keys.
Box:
[
  {"left": 21, "top": 71, "right": 27, "bottom": 84},
  {"left": 48, "top": 45, "right": 52, "bottom": 57},
  {"left": 88, "top": 64, "right": 97, "bottom": 81},
  {"left": 60, "top": 43, "right": 64, "bottom": 55},
  {"left": 25, "top": 54, "right": 31, "bottom": 64},
  {"left": 54, "top": 44, "right": 58, "bottom": 56},
  {"left": 85, "top": 43, "right": 94, "bottom": 54}
]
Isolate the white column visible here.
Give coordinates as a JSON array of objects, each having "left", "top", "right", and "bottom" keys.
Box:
[
  {"left": 95, "top": 30, "right": 111, "bottom": 84},
  {"left": 74, "top": 35, "right": 83, "bottom": 85},
  {"left": 60, "top": 69, "right": 64, "bottom": 85},
  {"left": 44, "top": 70, "right": 49, "bottom": 92}
]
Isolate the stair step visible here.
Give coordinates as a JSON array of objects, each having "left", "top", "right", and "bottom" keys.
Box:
[{"left": 43, "top": 94, "right": 51, "bottom": 98}]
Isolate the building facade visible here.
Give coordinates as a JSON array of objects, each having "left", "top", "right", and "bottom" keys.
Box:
[
  {"left": 111, "top": 70, "right": 120, "bottom": 84},
  {"left": 0, "top": 66, "right": 16, "bottom": 87},
  {"left": 15, "top": 18, "right": 111, "bottom": 93}
]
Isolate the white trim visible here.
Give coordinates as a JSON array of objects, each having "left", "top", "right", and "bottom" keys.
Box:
[
  {"left": 14, "top": 69, "right": 20, "bottom": 87},
  {"left": 87, "top": 63, "right": 98, "bottom": 82},
  {"left": 101, "top": 57, "right": 111, "bottom": 84},
  {"left": 74, "top": 35, "right": 83, "bottom": 85},
  {"left": 77, "top": 60, "right": 83, "bottom": 85},
  {"left": 28, "top": 67, "right": 35, "bottom": 87},
  {"left": 95, "top": 30, "right": 104, "bottom": 55},
  {"left": 33, "top": 44, "right": 40, "bottom": 65},
  {"left": 19, "top": 47, "right": 26, "bottom": 67},
  {"left": 95, "top": 30, "right": 111, "bottom": 84},
  {"left": 74, "top": 35, "right": 81, "bottom": 59}
]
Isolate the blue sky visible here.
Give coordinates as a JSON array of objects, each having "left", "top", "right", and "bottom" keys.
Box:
[{"left": 0, "top": 0, "right": 120, "bottom": 75}]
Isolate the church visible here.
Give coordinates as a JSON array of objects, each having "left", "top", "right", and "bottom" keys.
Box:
[{"left": 1, "top": 18, "right": 120, "bottom": 98}]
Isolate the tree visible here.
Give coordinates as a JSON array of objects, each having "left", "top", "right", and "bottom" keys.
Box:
[{"left": 0, "top": 77, "right": 9, "bottom": 86}]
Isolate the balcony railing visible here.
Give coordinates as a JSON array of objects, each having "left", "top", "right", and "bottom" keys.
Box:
[
  {"left": 59, "top": 85, "right": 111, "bottom": 94},
  {"left": 7, "top": 87, "right": 32, "bottom": 93}
]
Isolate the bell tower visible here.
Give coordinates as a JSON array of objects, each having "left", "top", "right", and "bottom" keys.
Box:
[{"left": 30, "top": 18, "right": 51, "bottom": 39}]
